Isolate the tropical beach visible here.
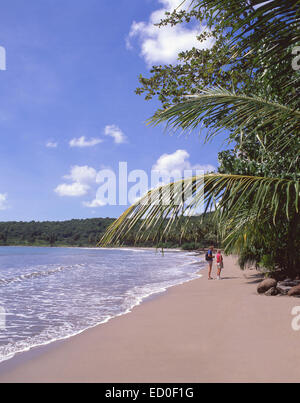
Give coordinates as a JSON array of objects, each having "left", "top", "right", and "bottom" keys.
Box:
[
  {"left": 0, "top": 255, "right": 300, "bottom": 383},
  {"left": 0, "top": 0, "right": 299, "bottom": 386}
]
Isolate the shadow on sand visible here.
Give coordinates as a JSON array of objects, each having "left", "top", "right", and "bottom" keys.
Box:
[{"left": 244, "top": 272, "right": 264, "bottom": 284}]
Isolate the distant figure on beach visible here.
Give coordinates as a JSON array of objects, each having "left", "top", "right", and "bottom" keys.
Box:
[
  {"left": 216, "top": 250, "right": 224, "bottom": 280},
  {"left": 205, "top": 246, "right": 214, "bottom": 280}
]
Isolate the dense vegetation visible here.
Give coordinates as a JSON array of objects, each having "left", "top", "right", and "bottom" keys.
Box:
[
  {"left": 101, "top": 1, "right": 300, "bottom": 278},
  {"left": 0, "top": 218, "right": 114, "bottom": 247},
  {"left": 114, "top": 214, "right": 218, "bottom": 250},
  {"left": 0, "top": 216, "right": 217, "bottom": 250}
]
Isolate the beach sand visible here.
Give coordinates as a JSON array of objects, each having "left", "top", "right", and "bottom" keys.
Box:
[{"left": 0, "top": 255, "right": 300, "bottom": 383}]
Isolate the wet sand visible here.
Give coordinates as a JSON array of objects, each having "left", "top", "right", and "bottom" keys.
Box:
[{"left": 0, "top": 255, "right": 300, "bottom": 383}]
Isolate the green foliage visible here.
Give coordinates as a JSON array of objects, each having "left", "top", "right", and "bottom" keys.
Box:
[
  {"left": 136, "top": 0, "right": 299, "bottom": 108},
  {"left": 101, "top": 213, "right": 218, "bottom": 250},
  {"left": 260, "top": 254, "right": 276, "bottom": 272},
  {"left": 101, "top": 0, "right": 300, "bottom": 277},
  {"left": 150, "top": 87, "right": 300, "bottom": 168},
  {"left": 0, "top": 218, "right": 115, "bottom": 247},
  {"left": 0, "top": 216, "right": 217, "bottom": 250}
]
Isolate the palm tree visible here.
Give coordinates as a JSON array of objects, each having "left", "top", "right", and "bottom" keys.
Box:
[
  {"left": 187, "top": 0, "right": 300, "bottom": 73},
  {"left": 100, "top": 0, "right": 300, "bottom": 276}
]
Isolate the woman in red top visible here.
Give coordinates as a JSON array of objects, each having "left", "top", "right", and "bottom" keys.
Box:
[{"left": 216, "top": 250, "right": 223, "bottom": 280}]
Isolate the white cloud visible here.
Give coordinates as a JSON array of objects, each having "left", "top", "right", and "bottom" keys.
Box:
[
  {"left": 0, "top": 193, "right": 8, "bottom": 210},
  {"left": 64, "top": 165, "right": 97, "bottom": 184},
  {"left": 153, "top": 149, "right": 216, "bottom": 175},
  {"left": 46, "top": 141, "right": 58, "bottom": 148},
  {"left": 104, "top": 125, "right": 127, "bottom": 144},
  {"left": 83, "top": 198, "right": 106, "bottom": 208},
  {"left": 54, "top": 182, "right": 89, "bottom": 197},
  {"left": 55, "top": 165, "right": 97, "bottom": 197},
  {"left": 127, "top": 0, "right": 214, "bottom": 66},
  {"left": 69, "top": 136, "right": 103, "bottom": 148},
  {"left": 153, "top": 149, "right": 190, "bottom": 173}
]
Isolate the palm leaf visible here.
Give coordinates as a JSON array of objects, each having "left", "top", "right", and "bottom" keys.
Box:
[
  {"left": 149, "top": 87, "right": 300, "bottom": 156},
  {"left": 99, "top": 173, "right": 299, "bottom": 247},
  {"left": 188, "top": 0, "right": 300, "bottom": 66}
]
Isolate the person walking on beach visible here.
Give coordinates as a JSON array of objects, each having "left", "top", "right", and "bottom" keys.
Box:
[
  {"left": 216, "top": 250, "right": 224, "bottom": 280},
  {"left": 206, "top": 246, "right": 214, "bottom": 280}
]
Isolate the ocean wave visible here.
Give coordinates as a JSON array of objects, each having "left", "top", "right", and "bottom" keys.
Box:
[
  {"left": 0, "top": 268, "right": 203, "bottom": 364},
  {"left": 0, "top": 263, "right": 85, "bottom": 286},
  {"left": 0, "top": 248, "right": 204, "bottom": 363}
]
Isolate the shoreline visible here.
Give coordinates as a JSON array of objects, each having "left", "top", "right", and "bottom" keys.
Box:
[
  {"left": 0, "top": 249, "right": 204, "bottom": 368},
  {"left": 0, "top": 245, "right": 189, "bottom": 252},
  {"left": 1, "top": 255, "right": 300, "bottom": 383},
  {"left": 0, "top": 273, "right": 203, "bottom": 377}
]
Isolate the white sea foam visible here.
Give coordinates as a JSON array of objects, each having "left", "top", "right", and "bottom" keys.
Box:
[{"left": 0, "top": 247, "right": 204, "bottom": 363}]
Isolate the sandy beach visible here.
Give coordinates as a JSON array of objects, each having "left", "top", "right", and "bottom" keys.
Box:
[{"left": 0, "top": 255, "right": 299, "bottom": 383}]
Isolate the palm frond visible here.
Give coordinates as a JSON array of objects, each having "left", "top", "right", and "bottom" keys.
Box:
[
  {"left": 99, "top": 173, "right": 299, "bottom": 247},
  {"left": 189, "top": 0, "right": 300, "bottom": 66},
  {"left": 149, "top": 87, "right": 300, "bottom": 156}
]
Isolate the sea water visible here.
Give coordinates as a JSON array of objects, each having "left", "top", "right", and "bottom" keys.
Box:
[{"left": 0, "top": 246, "right": 204, "bottom": 363}]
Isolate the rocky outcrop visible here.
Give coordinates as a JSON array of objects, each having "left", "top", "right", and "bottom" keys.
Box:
[
  {"left": 287, "top": 285, "right": 300, "bottom": 297},
  {"left": 277, "top": 283, "right": 292, "bottom": 295},
  {"left": 262, "top": 279, "right": 300, "bottom": 297},
  {"left": 257, "top": 278, "right": 277, "bottom": 294},
  {"left": 265, "top": 287, "right": 279, "bottom": 296}
]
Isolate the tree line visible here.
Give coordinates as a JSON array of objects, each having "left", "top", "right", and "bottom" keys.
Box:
[
  {"left": 0, "top": 215, "right": 218, "bottom": 250},
  {"left": 0, "top": 218, "right": 114, "bottom": 247}
]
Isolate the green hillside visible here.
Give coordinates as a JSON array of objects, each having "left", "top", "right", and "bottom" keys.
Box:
[
  {"left": 0, "top": 218, "right": 115, "bottom": 247},
  {"left": 0, "top": 216, "right": 218, "bottom": 249}
]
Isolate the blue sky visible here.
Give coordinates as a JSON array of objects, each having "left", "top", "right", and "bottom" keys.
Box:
[{"left": 0, "top": 0, "right": 227, "bottom": 221}]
